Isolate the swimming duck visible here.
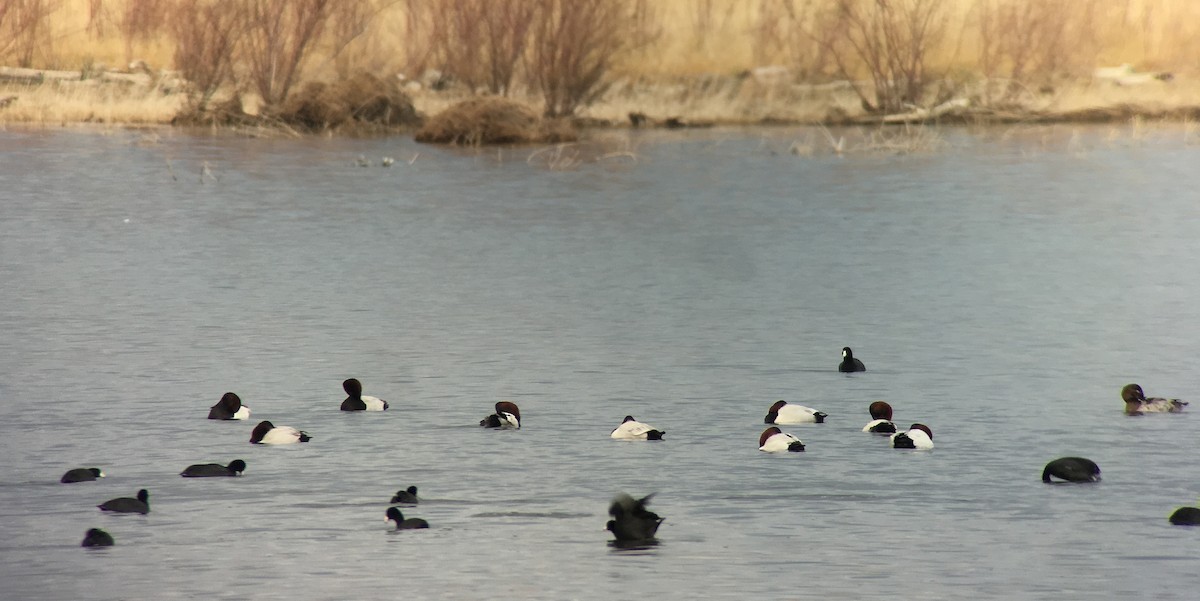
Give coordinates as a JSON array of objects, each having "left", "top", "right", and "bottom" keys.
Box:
[
  {"left": 208, "top": 392, "right": 250, "bottom": 420},
  {"left": 340, "top": 378, "right": 389, "bottom": 411},
  {"left": 1122, "top": 384, "right": 1187, "bottom": 415},
  {"left": 764, "top": 400, "right": 827, "bottom": 424},
  {"left": 480, "top": 401, "right": 520, "bottom": 429},
  {"left": 61, "top": 467, "right": 105, "bottom": 483},
  {"left": 890, "top": 424, "right": 933, "bottom": 449},
  {"left": 98, "top": 489, "right": 149, "bottom": 514},
  {"left": 862, "top": 401, "right": 897, "bottom": 433},
  {"left": 385, "top": 507, "right": 429, "bottom": 529},
  {"left": 1041, "top": 457, "right": 1100, "bottom": 483},
  {"left": 390, "top": 486, "right": 419, "bottom": 504},
  {"left": 81, "top": 528, "right": 114, "bottom": 547},
  {"left": 839, "top": 347, "right": 866, "bottom": 372},
  {"left": 250, "top": 421, "right": 312, "bottom": 444},
  {"left": 180, "top": 459, "right": 246, "bottom": 477},
  {"left": 759, "top": 426, "right": 805, "bottom": 452},
  {"left": 610, "top": 416, "right": 665, "bottom": 440},
  {"left": 607, "top": 493, "right": 664, "bottom": 542}
]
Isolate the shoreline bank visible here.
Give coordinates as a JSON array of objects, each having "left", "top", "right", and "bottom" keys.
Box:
[{"left": 1, "top": 65, "right": 1196, "bottom": 136}]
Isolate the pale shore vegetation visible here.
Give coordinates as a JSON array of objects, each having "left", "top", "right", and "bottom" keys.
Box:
[{"left": 0, "top": 0, "right": 1197, "bottom": 139}]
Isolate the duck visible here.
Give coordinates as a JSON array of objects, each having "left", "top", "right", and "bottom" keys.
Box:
[
  {"left": 390, "top": 486, "right": 419, "bottom": 504},
  {"left": 1041, "top": 457, "right": 1100, "bottom": 483},
  {"left": 180, "top": 459, "right": 246, "bottom": 477},
  {"left": 250, "top": 420, "right": 312, "bottom": 444},
  {"left": 208, "top": 392, "right": 250, "bottom": 420},
  {"left": 480, "top": 401, "right": 521, "bottom": 429},
  {"left": 758, "top": 426, "right": 805, "bottom": 452},
  {"left": 61, "top": 467, "right": 105, "bottom": 483},
  {"left": 81, "top": 528, "right": 115, "bottom": 547},
  {"left": 98, "top": 489, "right": 149, "bottom": 514},
  {"left": 862, "top": 401, "right": 897, "bottom": 433},
  {"left": 340, "top": 378, "right": 389, "bottom": 411},
  {"left": 385, "top": 506, "right": 429, "bottom": 529},
  {"left": 890, "top": 424, "right": 933, "bottom": 449},
  {"left": 839, "top": 347, "right": 866, "bottom": 372},
  {"left": 764, "top": 400, "right": 827, "bottom": 424},
  {"left": 607, "top": 493, "right": 664, "bottom": 542},
  {"left": 1122, "top": 383, "right": 1187, "bottom": 415},
  {"left": 1169, "top": 506, "right": 1200, "bottom": 526},
  {"left": 610, "top": 416, "right": 665, "bottom": 440}
]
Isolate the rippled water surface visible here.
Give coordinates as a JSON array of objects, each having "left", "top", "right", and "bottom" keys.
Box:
[{"left": 2, "top": 124, "right": 1199, "bottom": 600}]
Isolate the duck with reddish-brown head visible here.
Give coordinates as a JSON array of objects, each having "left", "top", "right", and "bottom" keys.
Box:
[
  {"left": 759, "top": 427, "right": 805, "bottom": 452},
  {"left": 863, "top": 401, "right": 897, "bottom": 433},
  {"left": 480, "top": 401, "right": 520, "bottom": 429},
  {"left": 890, "top": 424, "right": 933, "bottom": 449}
]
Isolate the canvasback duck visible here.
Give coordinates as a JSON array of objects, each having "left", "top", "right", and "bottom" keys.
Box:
[
  {"left": 480, "top": 401, "right": 520, "bottom": 429},
  {"left": 1041, "top": 457, "right": 1100, "bottom": 483},
  {"left": 208, "top": 392, "right": 250, "bottom": 420},
  {"left": 890, "top": 424, "right": 933, "bottom": 449},
  {"left": 340, "top": 378, "right": 389, "bottom": 411},
  {"left": 61, "top": 467, "right": 105, "bottom": 483},
  {"left": 759, "top": 426, "right": 805, "bottom": 452},
  {"left": 1169, "top": 506, "right": 1200, "bottom": 526},
  {"left": 390, "top": 486, "right": 419, "bottom": 504},
  {"left": 610, "top": 416, "right": 665, "bottom": 440},
  {"left": 180, "top": 459, "right": 246, "bottom": 477},
  {"left": 250, "top": 420, "right": 312, "bottom": 444},
  {"left": 98, "top": 489, "right": 149, "bottom": 514},
  {"left": 607, "top": 493, "right": 664, "bottom": 542},
  {"left": 764, "top": 400, "right": 827, "bottom": 424},
  {"left": 385, "top": 506, "right": 429, "bottom": 529},
  {"left": 81, "top": 528, "right": 114, "bottom": 547},
  {"left": 862, "top": 401, "right": 897, "bottom": 433},
  {"left": 839, "top": 347, "right": 866, "bottom": 372},
  {"left": 1122, "top": 383, "right": 1187, "bottom": 415}
]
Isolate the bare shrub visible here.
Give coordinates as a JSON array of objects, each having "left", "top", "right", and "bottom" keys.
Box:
[
  {"left": 414, "top": 97, "right": 576, "bottom": 145},
  {"left": 528, "top": 0, "right": 631, "bottom": 118},
  {"left": 241, "top": 0, "right": 335, "bottom": 107},
  {"left": 422, "top": 0, "right": 535, "bottom": 95},
  {"left": 170, "top": 0, "right": 241, "bottom": 110},
  {"left": 118, "top": 0, "right": 169, "bottom": 64},
  {"left": 811, "top": 0, "right": 948, "bottom": 114},
  {"left": 975, "top": 0, "right": 1100, "bottom": 103},
  {"left": 0, "top": 0, "right": 58, "bottom": 67}
]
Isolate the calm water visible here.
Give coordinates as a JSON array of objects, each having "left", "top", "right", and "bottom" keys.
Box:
[{"left": 1, "top": 124, "right": 1198, "bottom": 600}]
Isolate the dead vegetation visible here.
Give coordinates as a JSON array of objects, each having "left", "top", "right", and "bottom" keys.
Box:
[{"left": 414, "top": 96, "right": 576, "bottom": 145}]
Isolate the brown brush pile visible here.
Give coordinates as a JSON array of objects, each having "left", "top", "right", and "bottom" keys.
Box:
[
  {"left": 276, "top": 72, "right": 421, "bottom": 132},
  {"left": 414, "top": 97, "right": 577, "bottom": 145}
]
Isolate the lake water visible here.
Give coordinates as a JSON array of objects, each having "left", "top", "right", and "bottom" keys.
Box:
[{"left": 1, "top": 123, "right": 1198, "bottom": 600}]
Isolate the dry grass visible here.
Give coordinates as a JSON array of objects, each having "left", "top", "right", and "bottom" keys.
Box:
[
  {"left": 414, "top": 96, "right": 577, "bottom": 145},
  {"left": 0, "top": 79, "right": 182, "bottom": 124}
]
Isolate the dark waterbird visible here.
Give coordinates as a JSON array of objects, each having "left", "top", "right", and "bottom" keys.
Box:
[
  {"left": 98, "top": 489, "right": 149, "bottom": 514},
  {"left": 1169, "top": 506, "right": 1200, "bottom": 526},
  {"left": 385, "top": 506, "right": 429, "bottom": 529},
  {"left": 61, "top": 467, "right": 104, "bottom": 483},
  {"left": 839, "top": 347, "right": 866, "bottom": 372},
  {"left": 208, "top": 392, "right": 250, "bottom": 420},
  {"left": 390, "top": 486, "right": 419, "bottom": 504},
  {"left": 607, "top": 493, "right": 664, "bottom": 542},
  {"left": 1042, "top": 457, "right": 1101, "bottom": 483},
  {"left": 341, "top": 378, "right": 389, "bottom": 411},
  {"left": 181, "top": 459, "right": 246, "bottom": 477},
  {"left": 81, "top": 528, "right": 114, "bottom": 547}
]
